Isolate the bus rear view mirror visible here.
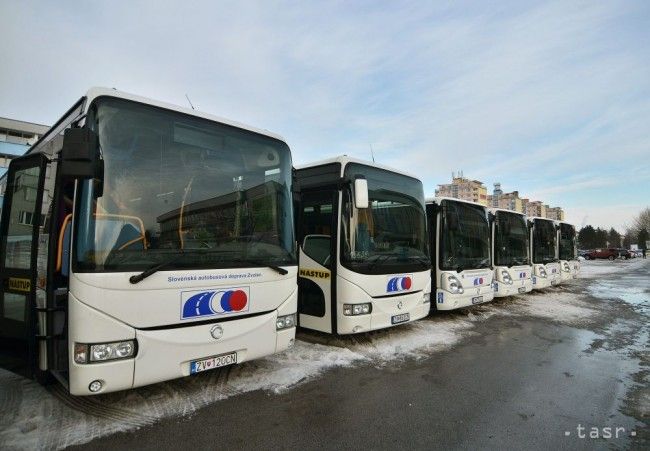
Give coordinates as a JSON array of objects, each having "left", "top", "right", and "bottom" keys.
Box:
[
  {"left": 60, "top": 128, "right": 101, "bottom": 180},
  {"left": 354, "top": 177, "right": 369, "bottom": 209}
]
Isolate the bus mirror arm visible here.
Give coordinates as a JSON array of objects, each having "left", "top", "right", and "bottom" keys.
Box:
[{"left": 59, "top": 127, "right": 102, "bottom": 181}]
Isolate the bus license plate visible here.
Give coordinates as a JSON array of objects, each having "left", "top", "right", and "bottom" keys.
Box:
[
  {"left": 190, "top": 352, "right": 237, "bottom": 375},
  {"left": 391, "top": 313, "right": 410, "bottom": 324},
  {"left": 472, "top": 296, "right": 483, "bottom": 304},
  {"left": 518, "top": 287, "right": 526, "bottom": 294}
]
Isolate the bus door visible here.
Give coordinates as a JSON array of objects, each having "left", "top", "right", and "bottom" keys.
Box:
[
  {"left": 0, "top": 153, "right": 48, "bottom": 377},
  {"left": 297, "top": 189, "right": 338, "bottom": 333}
]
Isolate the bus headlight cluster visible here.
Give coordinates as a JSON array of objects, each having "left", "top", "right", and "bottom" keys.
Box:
[
  {"left": 563, "top": 262, "right": 570, "bottom": 272},
  {"left": 276, "top": 314, "right": 297, "bottom": 330},
  {"left": 447, "top": 275, "right": 464, "bottom": 294},
  {"left": 74, "top": 340, "right": 136, "bottom": 364},
  {"left": 423, "top": 292, "right": 431, "bottom": 304},
  {"left": 538, "top": 267, "right": 547, "bottom": 278},
  {"left": 501, "top": 270, "right": 513, "bottom": 284},
  {"left": 343, "top": 303, "right": 372, "bottom": 316}
]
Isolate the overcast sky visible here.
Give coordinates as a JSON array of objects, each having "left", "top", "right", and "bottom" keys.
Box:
[{"left": 1, "top": 0, "right": 649, "bottom": 231}]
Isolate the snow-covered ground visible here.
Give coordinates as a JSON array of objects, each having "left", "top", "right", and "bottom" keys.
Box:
[
  {"left": 1, "top": 259, "right": 648, "bottom": 450},
  {"left": 578, "top": 256, "right": 647, "bottom": 278}
]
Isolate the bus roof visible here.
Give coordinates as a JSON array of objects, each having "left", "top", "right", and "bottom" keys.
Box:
[
  {"left": 84, "top": 87, "right": 287, "bottom": 142},
  {"left": 426, "top": 196, "right": 488, "bottom": 209},
  {"left": 24, "top": 87, "right": 288, "bottom": 158},
  {"left": 488, "top": 207, "right": 527, "bottom": 217},
  {"left": 527, "top": 216, "right": 556, "bottom": 223},
  {"left": 296, "top": 155, "right": 421, "bottom": 181}
]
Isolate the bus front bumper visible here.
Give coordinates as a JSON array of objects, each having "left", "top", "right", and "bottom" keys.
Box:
[
  {"left": 68, "top": 292, "right": 296, "bottom": 396},
  {"left": 493, "top": 278, "right": 533, "bottom": 297},
  {"left": 435, "top": 285, "right": 495, "bottom": 310},
  {"left": 337, "top": 291, "right": 430, "bottom": 335}
]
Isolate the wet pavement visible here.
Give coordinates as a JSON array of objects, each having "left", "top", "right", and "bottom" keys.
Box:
[{"left": 2, "top": 259, "right": 648, "bottom": 450}]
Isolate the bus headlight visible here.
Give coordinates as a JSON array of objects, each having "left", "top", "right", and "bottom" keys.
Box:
[
  {"left": 74, "top": 340, "right": 137, "bottom": 364},
  {"left": 276, "top": 313, "right": 297, "bottom": 330},
  {"left": 447, "top": 275, "right": 464, "bottom": 294},
  {"left": 343, "top": 303, "right": 372, "bottom": 316},
  {"left": 423, "top": 292, "right": 431, "bottom": 303},
  {"left": 563, "top": 262, "right": 570, "bottom": 272},
  {"left": 501, "top": 270, "right": 513, "bottom": 284},
  {"left": 539, "top": 267, "right": 547, "bottom": 278}
]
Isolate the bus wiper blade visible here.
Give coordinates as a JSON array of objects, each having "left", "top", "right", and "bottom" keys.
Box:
[
  {"left": 130, "top": 253, "right": 185, "bottom": 284},
  {"left": 238, "top": 258, "right": 289, "bottom": 275}
]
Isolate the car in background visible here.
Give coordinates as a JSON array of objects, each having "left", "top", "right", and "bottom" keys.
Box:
[
  {"left": 585, "top": 248, "right": 630, "bottom": 260},
  {"left": 578, "top": 249, "right": 591, "bottom": 258}
]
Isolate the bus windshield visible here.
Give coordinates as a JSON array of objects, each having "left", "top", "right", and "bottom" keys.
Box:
[
  {"left": 533, "top": 219, "right": 557, "bottom": 264},
  {"left": 74, "top": 97, "right": 295, "bottom": 272},
  {"left": 494, "top": 211, "right": 530, "bottom": 266},
  {"left": 558, "top": 223, "right": 576, "bottom": 260},
  {"left": 340, "top": 163, "right": 429, "bottom": 274},
  {"left": 440, "top": 200, "right": 490, "bottom": 271}
]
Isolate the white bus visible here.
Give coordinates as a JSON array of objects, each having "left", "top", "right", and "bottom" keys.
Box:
[
  {"left": 489, "top": 208, "right": 532, "bottom": 297},
  {"left": 427, "top": 197, "right": 494, "bottom": 310},
  {"left": 0, "top": 88, "right": 297, "bottom": 395},
  {"left": 528, "top": 217, "right": 561, "bottom": 289},
  {"left": 556, "top": 221, "right": 579, "bottom": 282},
  {"left": 294, "top": 156, "right": 431, "bottom": 334}
]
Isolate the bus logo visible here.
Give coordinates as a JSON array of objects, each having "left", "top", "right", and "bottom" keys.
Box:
[
  {"left": 519, "top": 272, "right": 527, "bottom": 278},
  {"left": 387, "top": 276, "right": 412, "bottom": 292},
  {"left": 473, "top": 277, "right": 485, "bottom": 286},
  {"left": 181, "top": 287, "right": 249, "bottom": 319}
]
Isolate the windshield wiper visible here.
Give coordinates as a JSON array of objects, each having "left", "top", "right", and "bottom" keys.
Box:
[
  {"left": 130, "top": 253, "right": 186, "bottom": 284},
  {"left": 129, "top": 251, "right": 290, "bottom": 284},
  {"left": 238, "top": 258, "right": 288, "bottom": 275}
]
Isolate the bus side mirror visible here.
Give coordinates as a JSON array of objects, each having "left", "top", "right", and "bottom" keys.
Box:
[
  {"left": 354, "top": 177, "right": 369, "bottom": 209},
  {"left": 59, "top": 128, "right": 101, "bottom": 180}
]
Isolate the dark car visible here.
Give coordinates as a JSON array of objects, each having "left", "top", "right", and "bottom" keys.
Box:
[{"left": 585, "top": 248, "right": 630, "bottom": 260}]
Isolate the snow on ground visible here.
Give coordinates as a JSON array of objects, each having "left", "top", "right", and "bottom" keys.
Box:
[
  {"left": 3, "top": 261, "right": 646, "bottom": 450},
  {"left": 509, "top": 290, "right": 599, "bottom": 324},
  {"left": 578, "top": 257, "right": 647, "bottom": 279}
]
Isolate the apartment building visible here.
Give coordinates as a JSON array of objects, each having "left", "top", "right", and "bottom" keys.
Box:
[
  {"left": 0, "top": 117, "right": 50, "bottom": 215},
  {"left": 546, "top": 206, "right": 565, "bottom": 221},
  {"left": 435, "top": 172, "right": 488, "bottom": 206}
]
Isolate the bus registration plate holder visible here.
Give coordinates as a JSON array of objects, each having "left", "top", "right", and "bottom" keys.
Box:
[
  {"left": 190, "top": 352, "right": 237, "bottom": 375},
  {"left": 471, "top": 296, "right": 483, "bottom": 304},
  {"left": 391, "top": 313, "right": 410, "bottom": 324}
]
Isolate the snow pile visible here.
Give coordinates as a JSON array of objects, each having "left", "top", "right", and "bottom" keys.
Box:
[
  {"left": 510, "top": 290, "right": 599, "bottom": 324},
  {"left": 579, "top": 258, "right": 648, "bottom": 279}
]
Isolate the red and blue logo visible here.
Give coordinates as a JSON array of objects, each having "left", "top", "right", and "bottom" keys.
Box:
[
  {"left": 387, "top": 276, "right": 412, "bottom": 292},
  {"left": 519, "top": 272, "right": 527, "bottom": 278},
  {"left": 473, "top": 277, "right": 485, "bottom": 286},
  {"left": 181, "top": 287, "right": 249, "bottom": 319}
]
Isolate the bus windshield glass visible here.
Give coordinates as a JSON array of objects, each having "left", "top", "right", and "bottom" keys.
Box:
[
  {"left": 558, "top": 223, "right": 576, "bottom": 260},
  {"left": 440, "top": 200, "right": 490, "bottom": 271},
  {"left": 494, "top": 211, "right": 529, "bottom": 266},
  {"left": 533, "top": 219, "right": 557, "bottom": 264},
  {"left": 74, "top": 97, "right": 295, "bottom": 272},
  {"left": 340, "top": 163, "right": 429, "bottom": 274}
]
